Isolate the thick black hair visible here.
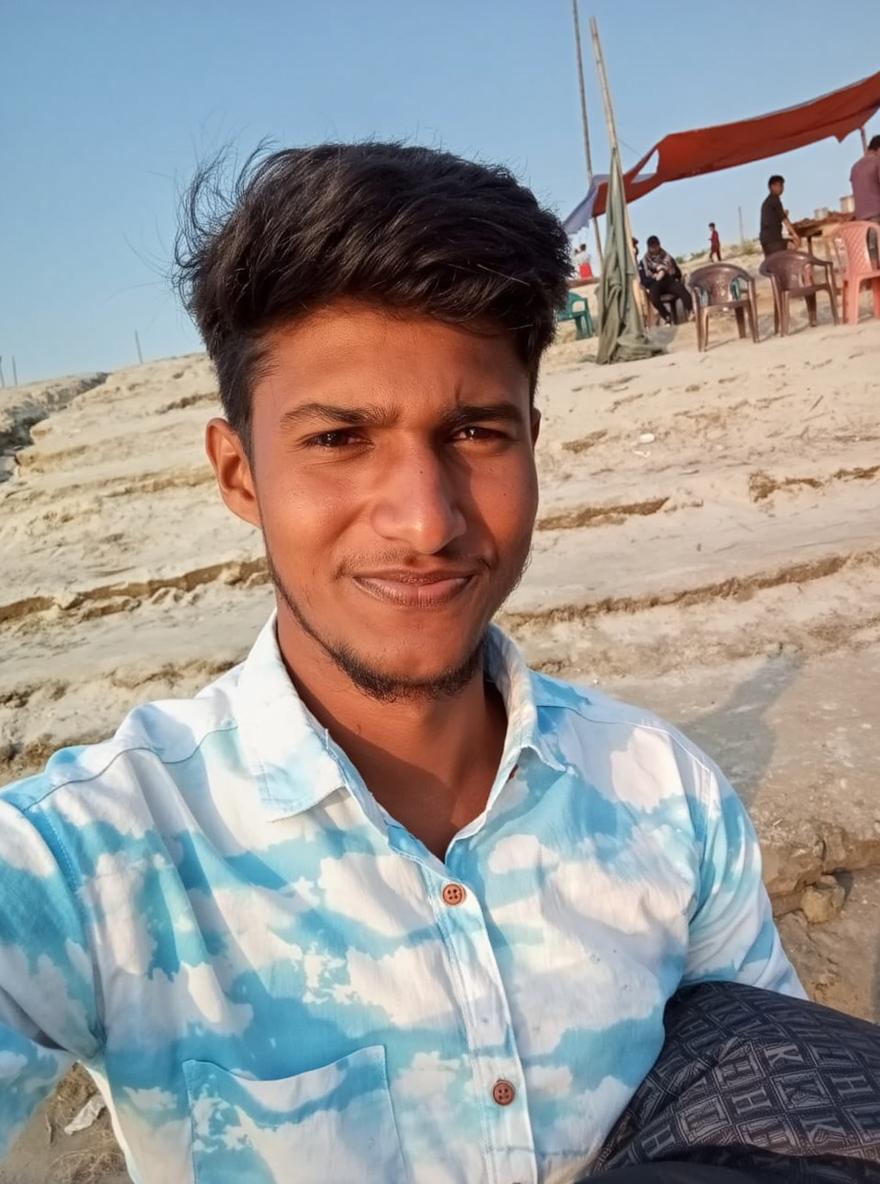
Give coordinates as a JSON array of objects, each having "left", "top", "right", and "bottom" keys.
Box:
[
  {"left": 175, "top": 142, "right": 571, "bottom": 447},
  {"left": 646, "top": 234, "right": 660, "bottom": 247},
  {"left": 869, "top": 135, "right": 880, "bottom": 152},
  {"left": 768, "top": 174, "right": 785, "bottom": 187}
]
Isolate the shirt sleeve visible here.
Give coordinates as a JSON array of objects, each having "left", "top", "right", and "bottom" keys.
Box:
[
  {"left": 0, "top": 796, "right": 102, "bottom": 1158},
  {"left": 681, "top": 755, "right": 805, "bottom": 998}
]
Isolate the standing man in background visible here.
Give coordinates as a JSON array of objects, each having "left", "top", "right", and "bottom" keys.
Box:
[
  {"left": 850, "top": 134, "right": 880, "bottom": 223},
  {"left": 760, "top": 175, "right": 800, "bottom": 257},
  {"left": 708, "top": 223, "right": 721, "bottom": 262},
  {"left": 851, "top": 134, "right": 880, "bottom": 265}
]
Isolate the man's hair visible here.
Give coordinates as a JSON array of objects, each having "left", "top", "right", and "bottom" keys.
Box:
[
  {"left": 768, "top": 174, "right": 785, "bottom": 188},
  {"left": 709, "top": 222, "right": 715, "bottom": 228},
  {"left": 175, "top": 142, "right": 571, "bottom": 446},
  {"left": 869, "top": 135, "right": 880, "bottom": 152},
  {"left": 646, "top": 235, "right": 660, "bottom": 247}
]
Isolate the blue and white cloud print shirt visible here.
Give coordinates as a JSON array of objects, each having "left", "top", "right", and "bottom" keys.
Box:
[{"left": 0, "top": 617, "right": 801, "bottom": 1184}]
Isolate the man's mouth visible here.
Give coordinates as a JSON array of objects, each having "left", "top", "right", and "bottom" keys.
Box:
[{"left": 352, "top": 569, "right": 477, "bottom": 608}]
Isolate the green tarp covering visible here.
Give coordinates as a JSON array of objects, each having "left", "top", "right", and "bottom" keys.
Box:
[{"left": 595, "top": 148, "right": 660, "bottom": 365}]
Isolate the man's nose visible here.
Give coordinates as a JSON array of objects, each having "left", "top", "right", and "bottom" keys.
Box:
[{"left": 370, "top": 446, "right": 467, "bottom": 554}]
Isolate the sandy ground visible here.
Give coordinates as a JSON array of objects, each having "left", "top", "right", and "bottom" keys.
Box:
[{"left": 1, "top": 267, "right": 879, "bottom": 1179}]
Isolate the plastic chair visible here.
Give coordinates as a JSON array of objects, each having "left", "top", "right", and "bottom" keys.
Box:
[
  {"left": 831, "top": 221, "right": 880, "bottom": 324},
  {"left": 758, "top": 251, "right": 839, "bottom": 336},
  {"left": 557, "top": 290, "right": 594, "bottom": 339},
  {"left": 688, "top": 264, "right": 759, "bottom": 352}
]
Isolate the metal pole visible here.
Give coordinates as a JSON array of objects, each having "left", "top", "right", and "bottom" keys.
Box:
[
  {"left": 134, "top": 330, "right": 143, "bottom": 365},
  {"left": 589, "top": 16, "right": 637, "bottom": 262},
  {"left": 571, "top": 0, "right": 603, "bottom": 267},
  {"left": 0, "top": 358, "right": 5, "bottom": 389},
  {"left": 860, "top": 125, "right": 868, "bottom": 153},
  {"left": 11, "top": 356, "right": 18, "bottom": 387},
  {"left": 738, "top": 205, "right": 746, "bottom": 247}
]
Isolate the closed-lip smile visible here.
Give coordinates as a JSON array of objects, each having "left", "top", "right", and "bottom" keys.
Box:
[{"left": 352, "top": 569, "right": 477, "bottom": 608}]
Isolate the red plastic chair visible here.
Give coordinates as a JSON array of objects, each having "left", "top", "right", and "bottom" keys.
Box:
[{"left": 832, "top": 221, "right": 880, "bottom": 324}]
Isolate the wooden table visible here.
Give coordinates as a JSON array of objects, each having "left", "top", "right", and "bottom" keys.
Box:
[{"left": 793, "top": 213, "right": 854, "bottom": 261}]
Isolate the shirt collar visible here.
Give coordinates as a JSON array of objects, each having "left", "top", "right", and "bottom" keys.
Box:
[{"left": 235, "top": 613, "right": 563, "bottom": 823}]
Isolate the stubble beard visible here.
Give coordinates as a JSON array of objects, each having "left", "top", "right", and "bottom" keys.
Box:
[{"left": 264, "top": 548, "right": 529, "bottom": 704}]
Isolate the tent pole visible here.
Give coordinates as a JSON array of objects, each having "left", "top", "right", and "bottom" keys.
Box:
[
  {"left": 589, "top": 11, "right": 643, "bottom": 334},
  {"left": 861, "top": 125, "right": 868, "bottom": 152},
  {"left": 571, "top": 0, "right": 603, "bottom": 267},
  {"left": 589, "top": 16, "right": 636, "bottom": 253}
]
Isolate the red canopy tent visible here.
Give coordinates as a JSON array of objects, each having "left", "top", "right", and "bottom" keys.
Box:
[{"left": 565, "top": 70, "right": 880, "bottom": 228}]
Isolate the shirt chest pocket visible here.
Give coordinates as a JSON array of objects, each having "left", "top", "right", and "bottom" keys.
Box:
[{"left": 183, "top": 1044, "right": 409, "bottom": 1183}]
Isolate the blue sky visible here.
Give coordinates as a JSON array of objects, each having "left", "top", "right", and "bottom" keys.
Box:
[{"left": 2, "top": 0, "right": 878, "bottom": 383}]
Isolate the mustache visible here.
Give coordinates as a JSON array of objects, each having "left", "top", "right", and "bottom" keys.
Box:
[{"left": 336, "top": 551, "right": 492, "bottom": 576}]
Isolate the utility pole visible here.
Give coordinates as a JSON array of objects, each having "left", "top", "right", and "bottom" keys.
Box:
[
  {"left": 134, "top": 330, "right": 143, "bottom": 365},
  {"left": 738, "top": 204, "right": 746, "bottom": 247},
  {"left": 571, "top": 0, "right": 603, "bottom": 267},
  {"left": 11, "top": 356, "right": 18, "bottom": 387},
  {"left": 861, "top": 125, "right": 868, "bottom": 153},
  {"left": 0, "top": 357, "right": 5, "bottom": 389}
]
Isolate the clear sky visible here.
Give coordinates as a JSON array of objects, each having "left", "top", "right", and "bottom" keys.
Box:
[{"left": 3, "top": 0, "right": 878, "bottom": 383}]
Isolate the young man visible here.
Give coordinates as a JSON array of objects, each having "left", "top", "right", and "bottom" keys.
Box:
[
  {"left": 0, "top": 143, "right": 877, "bottom": 1184},
  {"left": 641, "top": 235, "right": 694, "bottom": 324},
  {"left": 759, "top": 174, "right": 800, "bottom": 257},
  {"left": 850, "top": 134, "right": 880, "bottom": 223},
  {"left": 708, "top": 222, "right": 721, "bottom": 262}
]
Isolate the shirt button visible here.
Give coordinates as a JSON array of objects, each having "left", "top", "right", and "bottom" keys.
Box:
[
  {"left": 492, "top": 1079, "right": 516, "bottom": 1106},
  {"left": 441, "top": 882, "right": 467, "bottom": 906}
]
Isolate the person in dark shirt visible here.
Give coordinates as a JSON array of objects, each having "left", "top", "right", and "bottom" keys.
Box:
[
  {"left": 759, "top": 175, "right": 800, "bottom": 257},
  {"left": 642, "top": 235, "right": 693, "bottom": 324}
]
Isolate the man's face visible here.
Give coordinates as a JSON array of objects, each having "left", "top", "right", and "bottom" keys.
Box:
[
  {"left": 209, "top": 301, "right": 540, "bottom": 697},
  {"left": 647, "top": 242, "right": 661, "bottom": 257},
  {"left": 771, "top": 181, "right": 784, "bottom": 197}
]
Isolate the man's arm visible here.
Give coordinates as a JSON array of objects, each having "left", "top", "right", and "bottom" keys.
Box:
[
  {"left": 642, "top": 254, "right": 664, "bottom": 279},
  {"left": 0, "top": 795, "right": 102, "bottom": 1158},
  {"left": 681, "top": 755, "right": 804, "bottom": 997},
  {"left": 781, "top": 201, "right": 801, "bottom": 248}
]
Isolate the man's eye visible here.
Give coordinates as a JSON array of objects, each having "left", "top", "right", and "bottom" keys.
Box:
[
  {"left": 304, "top": 430, "right": 363, "bottom": 448},
  {"left": 453, "top": 425, "right": 505, "bottom": 443}
]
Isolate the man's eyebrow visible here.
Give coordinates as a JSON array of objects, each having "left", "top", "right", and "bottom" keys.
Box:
[
  {"left": 279, "top": 400, "right": 526, "bottom": 433},
  {"left": 440, "top": 402, "right": 526, "bottom": 431},
  {"left": 279, "top": 403, "right": 399, "bottom": 431}
]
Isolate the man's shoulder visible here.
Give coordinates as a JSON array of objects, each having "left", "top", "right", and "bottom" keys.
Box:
[
  {"left": 1, "top": 660, "right": 245, "bottom": 816},
  {"left": 529, "top": 669, "right": 718, "bottom": 786}
]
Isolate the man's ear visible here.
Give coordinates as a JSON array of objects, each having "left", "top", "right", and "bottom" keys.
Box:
[
  {"left": 530, "top": 406, "right": 541, "bottom": 447},
  {"left": 205, "top": 418, "right": 262, "bottom": 529}
]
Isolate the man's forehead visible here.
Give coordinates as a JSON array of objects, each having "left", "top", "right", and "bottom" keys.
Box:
[{"left": 254, "top": 304, "right": 530, "bottom": 411}]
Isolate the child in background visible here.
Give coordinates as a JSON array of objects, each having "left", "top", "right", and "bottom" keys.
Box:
[{"left": 709, "top": 222, "right": 722, "bottom": 261}]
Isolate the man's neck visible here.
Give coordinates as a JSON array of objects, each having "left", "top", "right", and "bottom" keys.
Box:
[{"left": 275, "top": 608, "right": 508, "bottom": 860}]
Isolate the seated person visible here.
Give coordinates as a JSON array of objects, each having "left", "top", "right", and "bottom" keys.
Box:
[
  {"left": 642, "top": 234, "right": 694, "bottom": 323},
  {"left": 0, "top": 143, "right": 879, "bottom": 1184}
]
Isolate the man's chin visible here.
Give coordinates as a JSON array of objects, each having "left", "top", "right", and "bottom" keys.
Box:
[
  {"left": 327, "top": 639, "right": 486, "bottom": 702},
  {"left": 267, "top": 555, "right": 493, "bottom": 701}
]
